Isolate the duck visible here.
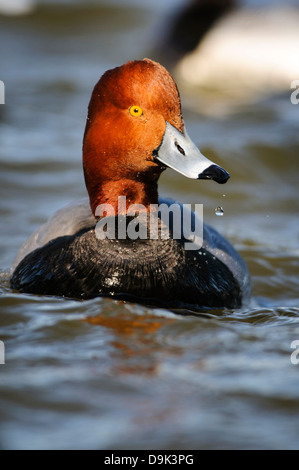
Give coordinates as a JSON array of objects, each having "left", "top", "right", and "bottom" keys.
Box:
[
  {"left": 10, "top": 59, "right": 250, "bottom": 310},
  {"left": 157, "top": 1, "right": 299, "bottom": 107}
]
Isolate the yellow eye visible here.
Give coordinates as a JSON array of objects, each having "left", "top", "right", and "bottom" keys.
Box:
[{"left": 129, "top": 105, "right": 143, "bottom": 117}]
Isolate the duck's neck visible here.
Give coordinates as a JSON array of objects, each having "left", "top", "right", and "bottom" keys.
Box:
[{"left": 89, "top": 178, "right": 160, "bottom": 217}]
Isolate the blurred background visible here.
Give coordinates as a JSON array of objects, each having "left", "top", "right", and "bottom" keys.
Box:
[{"left": 0, "top": 0, "right": 299, "bottom": 450}]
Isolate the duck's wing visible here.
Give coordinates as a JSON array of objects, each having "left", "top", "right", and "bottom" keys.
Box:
[{"left": 11, "top": 198, "right": 95, "bottom": 273}]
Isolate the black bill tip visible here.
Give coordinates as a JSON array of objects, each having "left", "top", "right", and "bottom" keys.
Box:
[{"left": 197, "top": 164, "right": 230, "bottom": 184}]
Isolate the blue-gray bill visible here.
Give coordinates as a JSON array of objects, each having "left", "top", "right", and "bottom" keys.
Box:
[{"left": 153, "top": 121, "right": 230, "bottom": 184}]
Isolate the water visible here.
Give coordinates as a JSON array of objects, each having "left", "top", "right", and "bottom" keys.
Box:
[
  {"left": 1, "top": 0, "right": 299, "bottom": 450},
  {"left": 215, "top": 206, "right": 224, "bottom": 217}
]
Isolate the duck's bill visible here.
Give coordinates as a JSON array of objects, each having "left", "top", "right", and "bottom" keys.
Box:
[{"left": 153, "top": 121, "right": 229, "bottom": 184}]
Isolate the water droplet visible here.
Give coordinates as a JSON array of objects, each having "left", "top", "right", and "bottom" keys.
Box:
[{"left": 215, "top": 206, "right": 224, "bottom": 216}]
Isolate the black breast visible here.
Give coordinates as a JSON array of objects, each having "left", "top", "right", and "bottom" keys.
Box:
[{"left": 11, "top": 221, "right": 242, "bottom": 309}]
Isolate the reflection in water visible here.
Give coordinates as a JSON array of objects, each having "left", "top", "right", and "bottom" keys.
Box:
[{"left": 84, "top": 310, "right": 177, "bottom": 375}]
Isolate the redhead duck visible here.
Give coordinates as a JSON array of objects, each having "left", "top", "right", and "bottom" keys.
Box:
[{"left": 10, "top": 59, "right": 250, "bottom": 309}]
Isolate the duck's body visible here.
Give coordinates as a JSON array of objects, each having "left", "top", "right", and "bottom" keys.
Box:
[
  {"left": 10, "top": 59, "right": 250, "bottom": 309},
  {"left": 11, "top": 198, "right": 249, "bottom": 308}
]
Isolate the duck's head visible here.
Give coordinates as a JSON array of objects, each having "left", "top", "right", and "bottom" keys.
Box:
[{"left": 83, "top": 58, "right": 229, "bottom": 216}]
